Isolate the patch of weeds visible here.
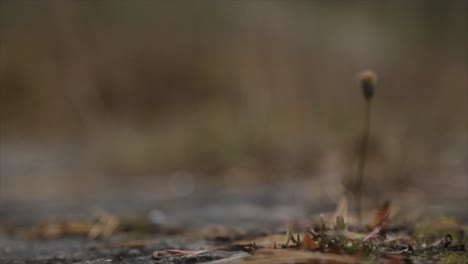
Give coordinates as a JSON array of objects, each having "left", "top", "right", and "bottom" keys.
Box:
[{"left": 279, "top": 200, "right": 467, "bottom": 263}]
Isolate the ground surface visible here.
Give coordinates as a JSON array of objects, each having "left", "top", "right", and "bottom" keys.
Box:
[
  {"left": 0, "top": 189, "right": 311, "bottom": 264},
  {"left": 1, "top": 189, "right": 467, "bottom": 264}
]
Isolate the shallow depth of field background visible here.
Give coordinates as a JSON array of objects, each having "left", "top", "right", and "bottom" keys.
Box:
[{"left": 0, "top": 1, "right": 466, "bottom": 217}]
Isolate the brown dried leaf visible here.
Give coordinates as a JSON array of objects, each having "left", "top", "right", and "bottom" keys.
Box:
[
  {"left": 371, "top": 201, "right": 391, "bottom": 228},
  {"left": 363, "top": 203, "right": 391, "bottom": 241},
  {"left": 302, "top": 232, "right": 318, "bottom": 250}
]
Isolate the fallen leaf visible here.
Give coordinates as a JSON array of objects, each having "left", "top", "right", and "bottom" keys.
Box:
[
  {"left": 302, "top": 232, "right": 318, "bottom": 250},
  {"left": 371, "top": 201, "right": 391, "bottom": 229},
  {"left": 363, "top": 204, "right": 391, "bottom": 241}
]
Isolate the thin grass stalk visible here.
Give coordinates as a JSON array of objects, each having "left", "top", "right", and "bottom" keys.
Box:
[{"left": 355, "top": 70, "right": 376, "bottom": 224}]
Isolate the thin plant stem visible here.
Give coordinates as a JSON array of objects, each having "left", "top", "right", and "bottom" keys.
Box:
[{"left": 356, "top": 99, "right": 372, "bottom": 224}]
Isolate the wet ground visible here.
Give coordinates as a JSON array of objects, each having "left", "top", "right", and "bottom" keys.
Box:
[
  {"left": 1, "top": 186, "right": 467, "bottom": 263},
  {"left": 0, "top": 236, "right": 251, "bottom": 264},
  {"left": 0, "top": 188, "right": 316, "bottom": 264}
]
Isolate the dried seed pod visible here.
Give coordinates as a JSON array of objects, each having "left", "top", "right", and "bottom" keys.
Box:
[{"left": 360, "top": 70, "right": 377, "bottom": 100}]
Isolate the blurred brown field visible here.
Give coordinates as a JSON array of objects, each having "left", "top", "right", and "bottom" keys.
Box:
[{"left": 0, "top": 1, "right": 466, "bottom": 212}]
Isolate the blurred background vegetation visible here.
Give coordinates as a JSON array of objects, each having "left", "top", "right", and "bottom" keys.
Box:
[{"left": 0, "top": 1, "right": 466, "bottom": 212}]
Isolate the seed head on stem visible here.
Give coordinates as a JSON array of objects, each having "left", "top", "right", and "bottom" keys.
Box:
[
  {"left": 360, "top": 70, "right": 377, "bottom": 101},
  {"left": 355, "top": 70, "right": 377, "bottom": 224}
]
